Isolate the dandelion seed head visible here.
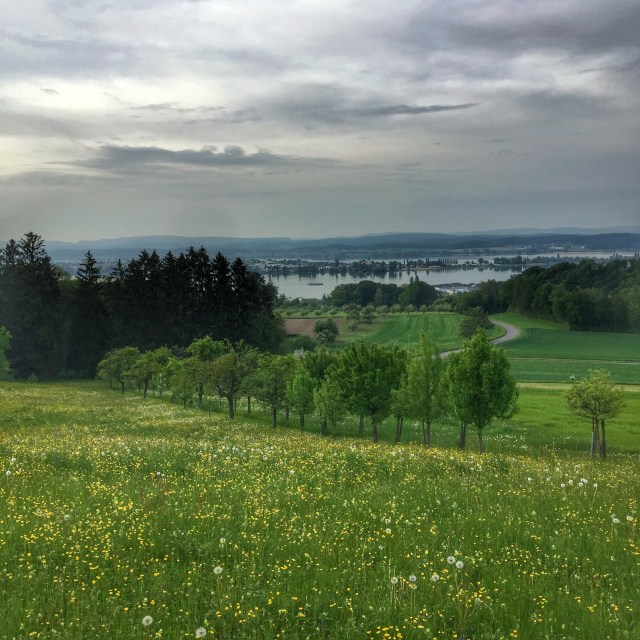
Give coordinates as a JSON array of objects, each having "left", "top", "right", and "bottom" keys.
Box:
[
  {"left": 409, "top": 574, "right": 417, "bottom": 582},
  {"left": 431, "top": 573, "right": 440, "bottom": 582},
  {"left": 385, "top": 528, "right": 392, "bottom": 534},
  {"left": 195, "top": 627, "right": 207, "bottom": 638},
  {"left": 455, "top": 560, "right": 464, "bottom": 569},
  {"left": 142, "top": 615, "right": 153, "bottom": 627},
  {"left": 390, "top": 576, "right": 399, "bottom": 585},
  {"left": 213, "top": 565, "right": 223, "bottom": 575},
  {"left": 447, "top": 555, "right": 456, "bottom": 565}
]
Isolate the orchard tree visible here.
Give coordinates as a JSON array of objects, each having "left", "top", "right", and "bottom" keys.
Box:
[
  {"left": 314, "top": 377, "right": 346, "bottom": 435},
  {"left": 125, "top": 347, "right": 172, "bottom": 398},
  {"left": 329, "top": 341, "right": 407, "bottom": 442},
  {"left": 165, "top": 358, "right": 195, "bottom": 408},
  {"left": 287, "top": 364, "right": 316, "bottom": 430},
  {"left": 209, "top": 340, "right": 259, "bottom": 419},
  {"left": 187, "top": 336, "right": 226, "bottom": 407},
  {"left": 254, "top": 355, "right": 297, "bottom": 427},
  {"left": 446, "top": 329, "right": 518, "bottom": 452},
  {"left": 97, "top": 347, "right": 140, "bottom": 393},
  {"left": 564, "top": 369, "right": 625, "bottom": 459},
  {"left": 398, "top": 332, "right": 447, "bottom": 447}
]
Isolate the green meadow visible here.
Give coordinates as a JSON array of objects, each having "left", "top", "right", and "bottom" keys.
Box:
[{"left": 0, "top": 381, "right": 639, "bottom": 640}]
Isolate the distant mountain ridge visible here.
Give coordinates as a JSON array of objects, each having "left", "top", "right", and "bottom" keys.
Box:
[{"left": 3, "top": 228, "right": 639, "bottom": 261}]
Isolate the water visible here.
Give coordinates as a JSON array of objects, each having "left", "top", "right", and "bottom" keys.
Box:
[{"left": 267, "top": 252, "right": 634, "bottom": 300}]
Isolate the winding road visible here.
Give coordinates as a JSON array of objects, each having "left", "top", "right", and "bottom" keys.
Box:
[{"left": 440, "top": 319, "right": 521, "bottom": 357}]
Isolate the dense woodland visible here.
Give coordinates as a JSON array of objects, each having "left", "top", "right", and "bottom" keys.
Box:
[
  {"left": 453, "top": 258, "right": 640, "bottom": 331},
  {"left": 0, "top": 232, "right": 283, "bottom": 379}
]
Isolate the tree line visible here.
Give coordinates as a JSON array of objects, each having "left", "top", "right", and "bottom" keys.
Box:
[
  {"left": 97, "top": 329, "right": 519, "bottom": 452},
  {"left": 454, "top": 258, "right": 640, "bottom": 332},
  {"left": 0, "top": 232, "right": 284, "bottom": 379}
]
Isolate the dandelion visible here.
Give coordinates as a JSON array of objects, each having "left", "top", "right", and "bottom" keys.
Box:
[
  {"left": 578, "top": 482, "right": 584, "bottom": 488},
  {"left": 447, "top": 555, "right": 456, "bottom": 565},
  {"left": 5, "top": 470, "right": 10, "bottom": 477},
  {"left": 390, "top": 576, "right": 399, "bottom": 585},
  {"left": 431, "top": 573, "right": 440, "bottom": 583},
  {"left": 612, "top": 517, "right": 620, "bottom": 525},
  {"left": 627, "top": 515, "right": 634, "bottom": 522},
  {"left": 195, "top": 628, "right": 207, "bottom": 638},
  {"left": 408, "top": 574, "right": 417, "bottom": 582},
  {"left": 560, "top": 483, "right": 566, "bottom": 489},
  {"left": 527, "top": 477, "right": 532, "bottom": 482},
  {"left": 384, "top": 518, "right": 391, "bottom": 525},
  {"left": 385, "top": 528, "right": 392, "bottom": 534},
  {"left": 10, "top": 457, "right": 16, "bottom": 464},
  {"left": 219, "top": 537, "right": 226, "bottom": 546},
  {"left": 213, "top": 566, "right": 223, "bottom": 575},
  {"left": 142, "top": 615, "right": 153, "bottom": 627},
  {"left": 455, "top": 560, "right": 464, "bottom": 569}
]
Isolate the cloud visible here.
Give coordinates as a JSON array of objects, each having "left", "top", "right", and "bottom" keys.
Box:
[
  {"left": 348, "top": 103, "right": 478, "bottom": 117},
  {"left": 74, "top": 144, "right": 339, "bottom": 173}
]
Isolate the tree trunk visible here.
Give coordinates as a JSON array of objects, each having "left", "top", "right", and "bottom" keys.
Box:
[
  {"left": 121, "top": 381, "right": 125, "bottom": 394},
  {"left": 372, "top": 417, "right": 379, "bottom": 443},
  {"left": 208, "top": 399, "right": 211, "bottom": 417},
  {"left": 395, "top": 416, "right": 403, "bottom": 443},
  {"left": 247, "top": 395, "right": 251, "bottom": 415},
  {"left": 285, "top": 406, "right": 290, "bottom": 423},
  {"left": 458, "top": 424, "right": 467, "bottom": 449},
  {"left": 197, "top": 383, "right": 204, "bottom": 407},
  {"left": 358, "top": 415, "right": 365, "bottom": 437},
  {"left": 591, "top": 416, "right": 601, "bottom": 458},
  {"left": 272, "top": 407, "right": 277, "bottom": 428},
  {"left": 143, "top": 382, "right": 148, "bottom": 399},
  {"left": 321, "top": 419, "right": 327, "bottom": 435},
  {"left": 600, "top": 418, "right": 607, "bottom": 459},
  {"left": 300, "top": 412, "right": 305, "bottom": 431},
  {"left": 426, "top": 419, "right": 431, "bottom": 448},
  {"left": 227, "top": 392, "right": 235, "bottom": 419},
  {"left": 478, "top": 429, "right": 484, "bottom": 453}
]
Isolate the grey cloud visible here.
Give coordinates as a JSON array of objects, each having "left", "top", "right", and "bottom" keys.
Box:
[
  {"left": 41, "top": 88, "right": 59, "bottom": 96},
  {"left": 76, "top": 144, "right": 338, "bottom": 172},
  {"left": 349, "top": 103, "right": 478, "bottom": 117}
]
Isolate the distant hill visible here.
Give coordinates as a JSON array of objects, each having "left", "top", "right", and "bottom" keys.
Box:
[{"left": 3, "top": 229, "right": 639, "bottom": 262}]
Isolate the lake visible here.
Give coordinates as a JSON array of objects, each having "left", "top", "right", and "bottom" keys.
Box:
[{"left": 267, "top": 252, "right": 633, "bottom": 299}]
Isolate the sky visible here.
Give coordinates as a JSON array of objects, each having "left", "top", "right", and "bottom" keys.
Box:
[{"left": 1, "top": 0, "right": 639, "bottom": 242}]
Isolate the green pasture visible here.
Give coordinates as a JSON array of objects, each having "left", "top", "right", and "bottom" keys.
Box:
[
  {"left": 490, "top": 312, "right": 640, "bottom": 384},
  {"left": 358, "top": 312, "right": 500, "bottom": 351},
  {"left": 1, "top": 381, "right": 639, "bottom": 640}
]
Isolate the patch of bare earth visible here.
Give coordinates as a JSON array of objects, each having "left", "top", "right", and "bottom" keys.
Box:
[{"left": 284, "top": 317, "right": 345, "bottom": 336}]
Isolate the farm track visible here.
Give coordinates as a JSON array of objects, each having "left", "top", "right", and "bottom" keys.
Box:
[{"left": 440, "top": 319, "right": 520, "bottom": 357}]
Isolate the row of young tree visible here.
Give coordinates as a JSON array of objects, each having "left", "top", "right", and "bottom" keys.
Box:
[
  {"left": 97, "top": 329, "right": 520, "bottom": 452},
  {"left": 454, "top": 258, "right": 640, "bottom": 332},
  {"left": 0, "top": 232, "right": 284, "bottom": 379}
]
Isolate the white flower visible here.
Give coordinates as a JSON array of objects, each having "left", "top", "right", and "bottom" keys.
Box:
[
  {"left": 390, "top": 576, "right": 399, "bottom": 585},
  {"left": 593, "top": 483, "right": 598, "bottom": 489},
  {"left": 527, "top": 477, "right": 532, "bottom": 482},
  {"left": 142, "top": 615, "right": 153, "bottom": 627},
  {"left": 447, "top": 555, "right": 456, "bottom": 565},
  {"left": 430, "top": 573, "right": 440, "bottom": 582},
  {"left": 560, "top": 483, "right": 566, "bottom": 489},
  {"left": 580, "top": 478, "right": 588, "bottom": 484},
  {"left": 195, "top": 628, "right": 207, "bottom": 638},
  {"left": 5, "top": 470, "right": 10, "bottom": 477},
  {"left": 627, "top": 515, "right": 634, "bottom": 522},
  {"left": 612, "top": 517, "right": 620, "bottom": 524},
  {"left": 213, "top": 565, "right": 223, "bottom": 575},
  {"left": 408, "top": 574, "right": 417, "bottom": 582},
  {"left": 578, "top": 482, "right": 584, "bottom": 488},
  {"left": 384, "top": 518, "right": 391, "bottom": 525},
  {"left": 455, "top": 560, "right": 464, "bottom": 569},
  {"left": 219, "top": 537, "right": 226, "bottom": 546},
  {"left": 385, "top": 528, "right": 392, "bottom": 534},
  {"left": 10, "top": 457, "right": 16, "bottom": 464}
]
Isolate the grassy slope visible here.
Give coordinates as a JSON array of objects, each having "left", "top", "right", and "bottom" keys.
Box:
[
  {"left": 0, "top": 381, "right": 639, "bottom": 640},
  {"left": 490, "top": 311, "right": 640, "bottom": 384}
]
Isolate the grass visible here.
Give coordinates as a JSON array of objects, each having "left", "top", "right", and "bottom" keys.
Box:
[
  {"left": 489, "top": 312, "right": 640, "bottom": 385},
  {"left": 341, "top": 312, "right": 500, "bottom": 352},
  {"left": 1, "top": 381, "right": 639, "bottom": 640}
]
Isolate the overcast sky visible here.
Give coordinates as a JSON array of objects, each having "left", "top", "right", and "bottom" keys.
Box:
[{"left": 1, "top": 0, "right": 639, "bottom": 241}]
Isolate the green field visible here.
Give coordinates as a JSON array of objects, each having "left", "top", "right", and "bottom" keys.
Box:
[
  {"left": 1, "top": 381, "right": 639, "bottom": 640},
  {"left": 359, "top": 312, "right": 500, "bottom": 351},
  {"left": 490, "top": 312, "right": 640, "bottom": 384}
]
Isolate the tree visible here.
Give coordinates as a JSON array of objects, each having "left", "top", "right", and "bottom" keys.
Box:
[
  {"left": 446, "top": 330, "right": 518, "bottom": 452},
  {"left": 67, "top": 251, "right": 111, "bottom": 377},
  {"left": 209, "top": 341, "right": 259, "bottom": 419},
  {"left": 187, "top": 336, "right": 226, "bottom": 407},
  {"left": 564, "top": 370, "right": 626, "bottom": 459},
  {"left": 165, "top": 358, "right": 195, "bottom": 408},
  {"left": 0, "top": 326, "right": 11, "bottom": 378},
  {"left": 254, "top": 355, "right": 297, "bottom": 427},
  {"left": 125, "top": 347, "right": 172, "bottom": 398},
  {"left": 398, "top": 332, "right": 447, "bottom": 447},
  {"left": 96, "top": 347, "right": 140, "bottom": 393},
  {"left": 0, "top": 233, "right": 63, "bottom": 378},
  {"left": 314, "top": 318, "right": 339, "bottom": 345},
  {"left": 314, "top": 377, "right": 346, "bottom": 435},
  {"left": 287, "top": 365, "right": 316, "bottom": 430},
  {"left": 458, "top": 307, "right": 492, "bottom": 338},
  {"left": 329, "top": 341, "right": 407, "bottom": 442}
]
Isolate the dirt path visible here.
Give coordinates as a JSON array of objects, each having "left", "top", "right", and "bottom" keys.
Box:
[{"left": 440, "top": 320, "right": 521, "bottom": 357}]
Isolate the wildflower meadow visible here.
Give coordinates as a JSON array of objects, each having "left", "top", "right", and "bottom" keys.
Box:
[{"left": 0, "top": 382, "right": 638, "bottom": 639}]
